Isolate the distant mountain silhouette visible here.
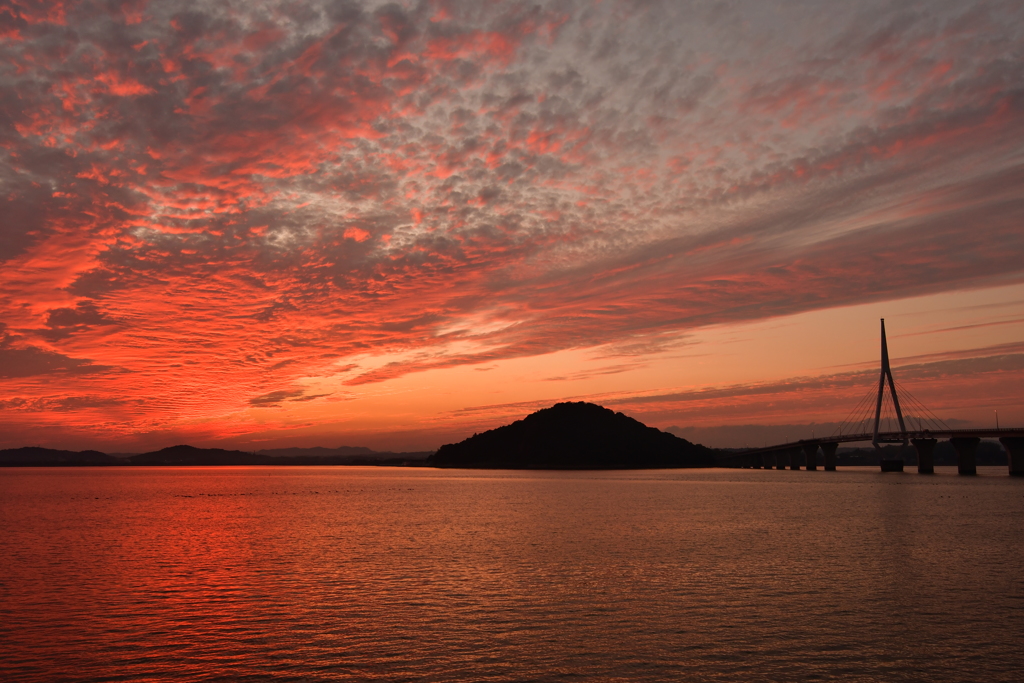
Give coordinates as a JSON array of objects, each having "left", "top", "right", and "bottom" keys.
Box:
[
  {"left": 836, "top": 442, "right": 1007, "bottom": 467},
  {"left": 0, "top": 443, "right": 431, "bottom": 467},
  {"left": 129, "top": 444, "right": 431, "bottom": 466},
  {"left": 429, "top": 402, "right": 716, "bottom": 469},
  {"left": 0, "top": 446, "right": 122, "bottom": 466},
  {"left": 129, "top": 445, "right": 266, "bottom": 465},
  {"left": 256, "top": 446, "right": 375, "bottom": 458}
]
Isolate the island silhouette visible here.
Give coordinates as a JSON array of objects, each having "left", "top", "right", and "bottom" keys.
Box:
[{"left": 429, "top": 401, "right": 716, "bottom": 469}]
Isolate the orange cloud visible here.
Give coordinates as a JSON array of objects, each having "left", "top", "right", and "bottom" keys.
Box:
[{"left": 1, "top": 1, "right": 1022, "bottom": 450}]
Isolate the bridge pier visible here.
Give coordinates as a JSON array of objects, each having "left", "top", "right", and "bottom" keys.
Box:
[
  {"left": 788, "top": 447, "right": 801, "bottom": 470},
  {"left": 802, "top": 444, "right": 819, "bottom": 471},
  {"left": 950, "top": 437, "right": 980, "bottom": 475},
  {"left": 912, "top": 438, "right": 937, "bottom": 474},
  {"left": 776, "top": 449, "right": 789, "bottom": 470},
  {"left": 821, "top": 442, "right": 838, "bottom": 471},
  {"left": 999, "top": 437, "right": 1024, "bottom": 476},
  {"left": 763, "top": 451, "right": 777, "bottom": 469}
]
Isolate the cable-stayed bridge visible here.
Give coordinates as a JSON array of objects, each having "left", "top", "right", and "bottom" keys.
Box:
[{"left": 738, "top": 320, "right": 1024, "bottom": 476}]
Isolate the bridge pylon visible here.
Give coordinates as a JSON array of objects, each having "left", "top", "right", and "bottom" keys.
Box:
[
  {"left": 872, "top": 318, "right": 908, "bottom": 453},
  {"left": 739, "top": 320, "right": 1024, "bottom": 476}
]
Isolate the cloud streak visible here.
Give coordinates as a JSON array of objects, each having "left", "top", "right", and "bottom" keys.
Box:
[{"left": 2, "top": 0, "right": 1023, "bottom": 446}]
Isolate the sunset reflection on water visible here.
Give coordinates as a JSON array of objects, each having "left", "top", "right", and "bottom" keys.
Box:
[{"left": 2, "top": 466, "right": 1023, "bottom": 681}]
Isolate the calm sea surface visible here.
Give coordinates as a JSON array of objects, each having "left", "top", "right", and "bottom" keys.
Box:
[{"left": 2, "top": 466, "right": 1022, "bottom": 682}]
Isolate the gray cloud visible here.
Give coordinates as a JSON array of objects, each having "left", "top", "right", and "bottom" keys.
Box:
[
  {"left": 248, "top": 389, "right": 305, "bottom": 406},
  {"left": 0, "top": 335, "right": 114, "bottom": 379},
  {"left": 0, "top": 395, "right": 128, "bottom": 412},
  {"left": 41, "top": 301, "right": 118, "bottom": 341}
]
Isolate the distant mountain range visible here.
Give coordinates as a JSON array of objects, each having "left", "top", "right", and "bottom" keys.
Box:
[
  {"left": 0, "top": 446, "right": 123, "bottom": 466},
  {"left": 0, "top": 444, "right": 431, "bottom": 467},
  {"left": 429, "top": 401, "right": 717, "bottom": 469},
  {"left": 836, "top": 442, "right": 1007, "bottom": 466},
  {"left": 2, "top": 403, "right": 721, "bottom": 469},
  {"left": 256, "top": 446, "right": 375, "bottom": 458}
]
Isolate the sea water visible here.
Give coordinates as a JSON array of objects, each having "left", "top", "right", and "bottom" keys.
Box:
[{"left": 2, "top": 466, "right": 1022, "bottom": 681}]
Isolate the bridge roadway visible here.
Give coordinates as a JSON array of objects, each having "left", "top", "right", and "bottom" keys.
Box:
[{"left": 736, "top": 428, "right": 1024, "bottom": 476}]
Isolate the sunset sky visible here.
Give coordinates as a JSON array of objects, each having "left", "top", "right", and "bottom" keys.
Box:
[{"left": 2, "top": 0, "right": 1023, "bottom": 452}]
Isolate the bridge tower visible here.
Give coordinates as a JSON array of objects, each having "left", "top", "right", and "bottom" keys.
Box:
[{"left": 873, "top": 319, "right": 908, "bottom": 468}]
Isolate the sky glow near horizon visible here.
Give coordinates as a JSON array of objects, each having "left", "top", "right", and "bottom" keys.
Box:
[{"left": 2, "top": 0, "right": 1023, "bottom": 451}]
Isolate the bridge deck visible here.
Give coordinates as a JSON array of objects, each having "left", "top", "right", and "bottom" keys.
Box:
[{"left": 744, "top": 428, "right": 1024, "bottom": 454}]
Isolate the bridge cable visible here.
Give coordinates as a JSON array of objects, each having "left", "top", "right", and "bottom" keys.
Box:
[
  {"left": 891, "top": 379, "right": 950, "bottom": 432},
  {"left": 844, "top": 384, "right": 878, "bottom": 436},
  {"left": 833, "top": 382, "right": 879, "bottom": 438}
]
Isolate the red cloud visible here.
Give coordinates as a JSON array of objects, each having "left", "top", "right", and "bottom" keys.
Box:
[
  {"left": 1, "top": 1, "right": 1023, "bottom": 449},
  {"left": 424, "top": 30, "right": 519, "bottom": 65}
]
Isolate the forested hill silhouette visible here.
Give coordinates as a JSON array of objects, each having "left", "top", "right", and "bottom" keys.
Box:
[
  {"left": 0, "top": 446, "right": 120, "bottom": 466},
  {"left": 429, "top": 402, "right": 716, "bottom": 469},
  {"left": 129, "top": 444, "right": 267, "bottom": 465}
]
